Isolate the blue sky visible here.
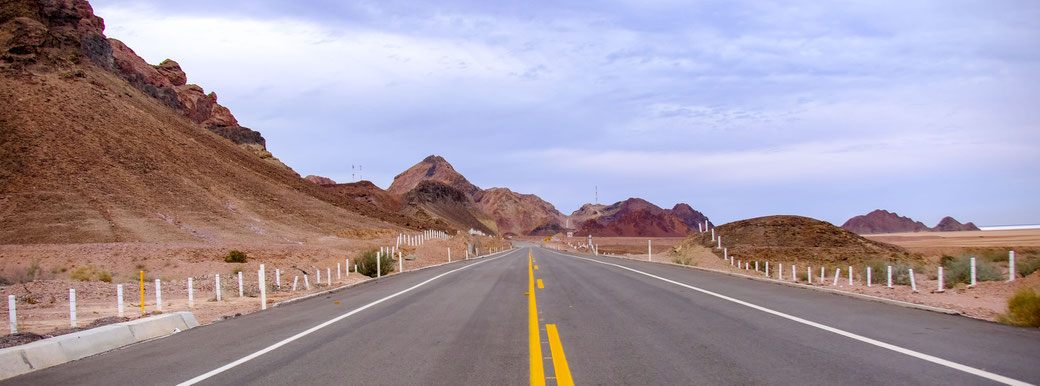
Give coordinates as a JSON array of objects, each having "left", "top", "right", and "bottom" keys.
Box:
[{"left": 92, "top": 0, "right": 1039, "bottom": 226}]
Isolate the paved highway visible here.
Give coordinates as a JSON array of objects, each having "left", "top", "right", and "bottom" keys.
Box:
[{"left": 6, "top": 245, "right": 1040, "bottom": 385}]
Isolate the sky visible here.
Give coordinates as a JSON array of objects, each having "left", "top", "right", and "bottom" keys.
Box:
[{"left": 92, "top": 0, "right": 1040, "bottom": 227}]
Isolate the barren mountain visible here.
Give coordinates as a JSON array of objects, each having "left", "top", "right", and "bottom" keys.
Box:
[
  {"left": 688, "top": 215, "right": 915, "bottom": 265},
  {"left": 570, "top": 198, "right": 707, "bottom": 237},
  {"left": 475, "top": 187, "right": 564, "bottom": 236},
  {"left": 0, "top": 0, "right": 411, "bottom": 244},
  {"left": 387, "top": 155, "right": 481, "bottom": 199}
]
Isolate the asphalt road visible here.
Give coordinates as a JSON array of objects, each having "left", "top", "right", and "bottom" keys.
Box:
[{"left": 6, "top": 245, "right": 1040, "bottom": 385}]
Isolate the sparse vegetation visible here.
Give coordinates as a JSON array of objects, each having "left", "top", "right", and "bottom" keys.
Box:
[
  {"left": 797, "top": 271, "right": 809, "bottom": 282},
  {"left": 1017, "top": 257, "right": 1040, "bottom": 278},
  {"left": 355, "top": 249, "right": 394, "bottom": 278},
  {"left": 673, "top": 255, "right": 692, "bottom": 265},
  {"left": 865, "top": 260, "right": 914, "bottom": 286},
  {"left": 942, "top": 255, "right": 1002, "bottom": 288},
  {"left": 69, "top": 265, "right": 112, "bottom": 282},
  {"left": 225, "top": 250, "right": 248, "bottom": 263},
  {"left": 998, "top": 289, "right": 1040, "bottom": 328}
]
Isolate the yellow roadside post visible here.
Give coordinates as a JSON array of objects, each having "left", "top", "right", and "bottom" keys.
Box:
[{"left": 139, "top": 270, "right": 145, "bottom": 313}]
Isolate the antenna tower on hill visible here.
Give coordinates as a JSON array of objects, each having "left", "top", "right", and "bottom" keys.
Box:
[{"left": 595, "top": 186, "right": 598, "bottom": 205}]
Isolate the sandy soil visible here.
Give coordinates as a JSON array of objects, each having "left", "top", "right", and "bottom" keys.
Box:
[{"left": 0, "top": 233, "right": 509, "bottom": 338}]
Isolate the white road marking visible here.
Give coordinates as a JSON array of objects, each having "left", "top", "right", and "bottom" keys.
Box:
[
  {"left": 178, "top": 249, "right": 519, "bottom": 385},
  {"left": 547, "top": 249, "right": 1031, "bottom": 386}
]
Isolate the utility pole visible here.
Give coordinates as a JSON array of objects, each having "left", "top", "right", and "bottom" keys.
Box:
[
  {"left": 351, "top": 164, "right": 355, "bottom": 181},
  {"left": 595, "top": 186, "right": 598, "bottom": 205}
]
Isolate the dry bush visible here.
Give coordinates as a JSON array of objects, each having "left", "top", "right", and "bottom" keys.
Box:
[
  {"left": 69, "top": 265, "right": 113, "bottom": 282},
  {"left": 999, "top": 289, "right": 1040, "bottom": 327}
]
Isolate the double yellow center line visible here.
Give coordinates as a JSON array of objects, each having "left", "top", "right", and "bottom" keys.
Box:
[{"left": 529, "top": 249, "right": 573, "bottom": 386}]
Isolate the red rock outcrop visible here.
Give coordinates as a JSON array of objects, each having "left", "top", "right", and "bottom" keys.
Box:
[
  {"left": 570, "top": 198, "right": 709, "bottom": 237},
  {"left": 666, "top": 203, "right": 713, "bottom": 231},
  {"left": 842, "top": 210, "right": 979, "bottom": 234},
  {"left": 304, "top": 175, "right": 337, "bottom": 186},
  {"left": 475, "top": 187, "right": 564, "bottom": 236}
]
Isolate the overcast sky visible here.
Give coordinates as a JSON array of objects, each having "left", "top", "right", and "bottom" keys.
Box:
[{"left": 93, "top": 0, "right": 1039, "bottom": 226}]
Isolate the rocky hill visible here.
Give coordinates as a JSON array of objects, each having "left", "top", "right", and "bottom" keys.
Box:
[
  {"left": 0, "top": 0, "right": 421, "bottom": 243},
  {"left": 842, "top": 210, "right": 979, "bottom": 234},
  {"left": 688, "top": 215, "right": 915, "bottom": 265},
  {"left": 401, "top": 180, "right": 497, "bottom": 235},
  {"left": 933, "top": 216, "right": 980, "bottom": 232},
  {"left": 666, "top": 203, "right": 713, "bottom": 231},
  {"left": 475, "top": 188, "right": 564, "bottom": 236},
  {"left": 387, "top": 155, "right": 481, "bottom": 199}
]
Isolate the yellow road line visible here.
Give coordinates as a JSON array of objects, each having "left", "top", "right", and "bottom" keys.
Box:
[
  {"left": 546, "top": 324, "right": 574, "bottom": 386},
  {"left": 537, "top": 279, "right": 544, "bottom": 289},
  {"left": 529, "top": 249, "right": 545, "bottom": 386}
]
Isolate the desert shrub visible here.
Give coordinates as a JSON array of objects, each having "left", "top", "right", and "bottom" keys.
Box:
[
  {"left": 998, "top": 289, "right": 1040, "bottom": 328},
  {"left": 69, "top": 265, "right": 112, "bottom": 282},
  {"left": 225, "top": 250, "right": 248, "bottom": 263},
  {"left": 943, "top": 255, "right": 1002, "bottom": 288},
  {"left": 865, "top": 260, "right": 914, "bottom": 286},
  {"left": 673, "top": 255, "right": 692, "bottom": 265},
  {"left": 355, "top": 249, "right": 394, "bottom": 278},
  {"left": 796, "top": 271, "right": 809, "bottom": 282},
  {"left": 1017, "top": 257, "right": 1040, "bottom": 278}
]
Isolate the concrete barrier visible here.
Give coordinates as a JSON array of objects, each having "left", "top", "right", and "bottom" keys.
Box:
[{"left": 0, "top": 311, "right": 199, "bottom": 380}]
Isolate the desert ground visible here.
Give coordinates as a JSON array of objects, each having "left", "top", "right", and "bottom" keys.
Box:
[
  {"left": 0, "top": 233, "right": 509, "bottom": 344},
  {"left": 538, "top": 229, "right": 1040, "bottom": 322}
]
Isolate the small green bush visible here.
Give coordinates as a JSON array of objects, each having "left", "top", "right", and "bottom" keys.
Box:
[
  {"left": 673, "top": 255, "right": 692, "bottom": 265},
  {"left": 999, "top": 289, "right": 1040, "bottom": 328},
  {"left": 943, "top": 255, "right": 1002, "bottom": 288},
  {"left": 356, "top": 249, "right": 394, "bottom": 278},
  {"left": 225, "top": 250, "right": 248, "bottom": 263}
]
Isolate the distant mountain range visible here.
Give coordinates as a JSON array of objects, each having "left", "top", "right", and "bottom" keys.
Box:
[{"left": 841, "top": 209, "right": 979, "bottom": 234}]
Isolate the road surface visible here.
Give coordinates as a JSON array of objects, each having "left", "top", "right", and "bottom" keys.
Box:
[{"left": 6, "top": 245, "right": 1040, "bottom": 385}]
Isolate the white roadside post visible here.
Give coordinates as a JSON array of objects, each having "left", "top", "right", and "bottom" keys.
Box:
[
  {"left": 327, "top": 268, "right": 331, "bottom": 284},
  {"left": 346, "top": 259, "right": 350, "bottom": 277},
  {"left": 337, "top": 263, "right": 342, "bottom": 280},
  {"left": 377, "top": 251, "right": 382, "bottom": 278},
  {"left": 1008, "top": 251, "right": 1015, "bottom": 282},
  {"left": 792, "top": 265, "right": 796, "bottom": 281},
  {"left": 238, "top": 271, "right": 244, "bottom": 297},
  {"left": 275, "top": 269, "right": 281, "bottom": 288},
  {"left": 848, "top": 266, "right": 853, "bottom": 286},
  {"left": 399, "top": 252, "right": 403, "bottom": 272},
  {"left": 765, "top": 262, "right": 769, "bottom": 277},
  {"left": 188, "top": 278, "right": 194, "bottom": 308},
  {"left": 648, "top": 239, "right": 652, "bottom": 262},
  {"left": 117, "top": 284, "right": 124, "bottom": 317},
  {"left": 448, "top": 248, "right": 451, "bottom": 262},
  {"left": 259, "top": 264, "right": 267, "bottom": 310},
  {"left": 711, "top": 228, "right": 715, "bottom": 242},
  {"left": 717, "top": 237, "right": 722, "bottom": 250},
  {"left": 292, "top": 276, "right": 299, "bottom": 291},
  {"left": 724, "top": 248, "right": 728, "bottom": 261},
  {"left": 887, "top": 266, "right": 893, "bottom": 288},
  {"left": 755, "top": 261, "right": 759, "bottom": 272},
  {"left": 745, "top": 262, "right": 749, "bottom": 270},
  {"left": 820, "top": 267, "right": 825, "bottom": 283},
  {"left": 216, "top": 274, "right": 222, "bottom": 301},
  {"left": 316, "top": 269, "right": 321, "bottom": 285},
  {"left": 155, "top": 279, "right": 162, "bottom": 312},
  {"left": 779, "top": 263, "right": 783, "bottom": 280},
  {"left": 866, "top": 267, "right": 872, "bottom": 287},
  {"left": 909, "top": 268, "right": 918, "bottom": 292},
  {"left": 807, "top": 266, "right": 811, "bottom": 284},
  {"left": 304, "top": 274, "right": 310, "bottom": 290},
  {"left": 8, "top": 295, "right": 17, "bottom": 334},
  {"left": 833, "top": 268, "right": 841, "bottom": 286},
  {"left": 937, "top": 266, "right": 945, "bottom": 292},
  {"left": 970, "top": 257, "right": 977, "bottom": 287},
  {"left": 69, "top": 288, "right": 77, "bottom": 328}
]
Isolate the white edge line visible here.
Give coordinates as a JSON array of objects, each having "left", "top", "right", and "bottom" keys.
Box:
[
  {"left": 547, "top": 249, "right": 1031, "bottom": 386},
  {"left": 177, "top": 249, "right": 519, "bottom": 385}
]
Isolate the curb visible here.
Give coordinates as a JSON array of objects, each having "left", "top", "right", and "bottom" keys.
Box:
[
  {"left": 0, "top": 311, "right": 199, "bottom": 380},
  {"left": 273, "top": 248, "right": 519, "bottom": 308},
  {"left": 551, "top": 249, "right": 961, "bottom": 316}
]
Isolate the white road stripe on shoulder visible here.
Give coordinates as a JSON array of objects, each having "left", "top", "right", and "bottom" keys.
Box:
[
  {"left": 178, "top": 249, "right": 519, "bottom": 385},
  {"left": 549, "top": 250, "right": 1030, "bottom": 386}
]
